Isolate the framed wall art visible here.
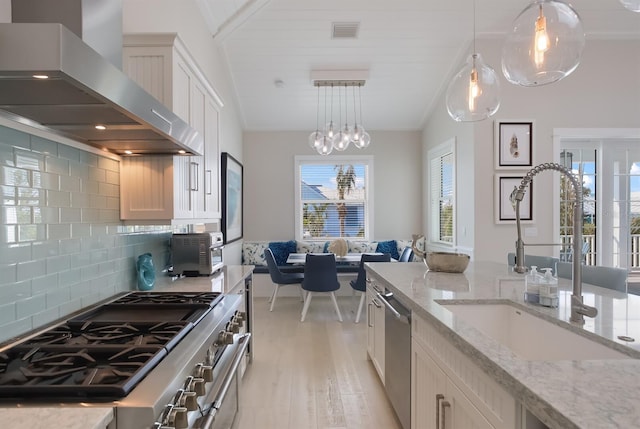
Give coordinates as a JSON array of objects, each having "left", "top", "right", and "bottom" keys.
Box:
[
  {"left": 221, "top": 152, "right": 243, "bottom": 244},
  {"left": 495, "top": 174, "right": 533, "bottom": 224},
  {"left": 494, "top": 120, "right": 533, "bottom": 169}
]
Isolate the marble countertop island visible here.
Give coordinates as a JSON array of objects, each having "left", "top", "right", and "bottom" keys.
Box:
[{"left": 366, "top": 261, "right": 640, "bottom": 429}]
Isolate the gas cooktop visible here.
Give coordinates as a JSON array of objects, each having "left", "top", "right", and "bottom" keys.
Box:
[{"left": 0, "top": 291, "right": 223, "bottom": 401}]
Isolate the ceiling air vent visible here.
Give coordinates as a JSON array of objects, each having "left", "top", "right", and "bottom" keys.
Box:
[{"left": 332, "top": 22, "right": 359, "bottom": 39}]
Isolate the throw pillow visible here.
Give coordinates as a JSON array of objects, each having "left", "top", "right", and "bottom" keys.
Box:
[
  {"left": 348, "top": 240, "right": 377, "bottom": 253},
  {"left": 269, "top": 240, "right": 297, "bottom": 266},
  {"left": 376, "top": 239, "right": 399, "bottom": 260},
  {"left": 242, "top": 241, "right": 268, "bottom": 265},
  {"left": 296, "top": 240, "right": 325, "bottom": 254}
]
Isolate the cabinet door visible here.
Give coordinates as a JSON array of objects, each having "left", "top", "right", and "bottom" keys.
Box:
[
  {"left": 204, "top": 97, "right": 220, "bottom": 217},
  {"left": 366, "top": 285, "right": 375, "bottom": 359},
  {"left": 446, "top": 381, "right": 495, "bottom": 429},
  {"left": 172, "top": 155, "right": 193, "bottom": 219},
  {"left": 373, "top": 290, "right": 385, "bottom": 379},
  {"left": 190, "top": 80, "right": 207, "bottom": 218},
  {"left": 412, "top": 339, "right": 447, "bottom": 429}
]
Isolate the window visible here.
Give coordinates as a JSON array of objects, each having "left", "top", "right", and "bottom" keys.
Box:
[
  {"left": 295, "top": 155, "right": 373, "bottom": 241},
  {"left": 428, "top": 139, "right": 455, "bottom": 246}
]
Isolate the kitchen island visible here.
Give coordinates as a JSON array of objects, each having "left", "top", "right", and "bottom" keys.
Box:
[
  {"left": 0, "top": 265, "right": 254, "bottom": 429},
  {"left": 366, "top": 261, "right": 640, "bottom": 429}
]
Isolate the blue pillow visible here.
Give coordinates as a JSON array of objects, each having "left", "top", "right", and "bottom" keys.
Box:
[
  {"left": 268, "top": 240, "right": 297, "bottom": 266},
  {"left": 376, "top": 240, "right": 399, "bottom": 260}
]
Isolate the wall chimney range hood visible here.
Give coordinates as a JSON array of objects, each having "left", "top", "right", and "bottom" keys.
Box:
[{"left": 0, "top": 1, "right": 203, "bottom": 156}]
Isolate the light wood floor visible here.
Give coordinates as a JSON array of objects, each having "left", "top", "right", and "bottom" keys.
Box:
[{"left": 235, "top": 295, "right": 402, "bottom": 429}]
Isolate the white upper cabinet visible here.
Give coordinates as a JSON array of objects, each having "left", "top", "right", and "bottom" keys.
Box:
[{"left": 120, "top": 33, "right": 222, "bottom": 223}]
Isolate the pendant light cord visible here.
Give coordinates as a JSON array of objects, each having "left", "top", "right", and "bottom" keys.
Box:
[
  {"left": 473, "top": 0, "right": 476, "bottom": 54},
  {"left": 358, "top": 83, "right": 364, "bottom": 127},
  {"left": 315, "top": 84, "right": 320, "bottom": 132}
]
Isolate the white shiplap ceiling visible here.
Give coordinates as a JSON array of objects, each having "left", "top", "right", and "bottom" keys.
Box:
[{"left": 197, "top": 0, "right": 640, "bottom": 132}]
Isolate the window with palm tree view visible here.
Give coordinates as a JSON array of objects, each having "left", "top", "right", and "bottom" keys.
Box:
[{"left": 295, "top": 156, "right": 371, "bottom": 241}]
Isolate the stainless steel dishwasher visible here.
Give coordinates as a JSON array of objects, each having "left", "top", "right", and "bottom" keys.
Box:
[{"left": 377, "top": 290, "right": 411, "bottom": 429}]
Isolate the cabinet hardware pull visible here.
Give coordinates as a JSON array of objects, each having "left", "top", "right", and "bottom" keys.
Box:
[
  {"left": 442, "top": 400, "right": 451, "bottom": 429},
  {"left": 372, "top": 298, "right": 381, "bottom": 309},
  {"left": 368, "top": 303, "right": 373, "bottom": 327},
  {"left": 190, "top": 162, "right": 199, "bottom": 191},
  {"left": 436, "top": 394, "right": 444, "bottom": 429},
  {"left": 206, "top": 169, "right": 212, "bottom": 195}
]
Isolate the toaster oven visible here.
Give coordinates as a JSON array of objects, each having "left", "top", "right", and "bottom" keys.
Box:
[{"left": 171, "top": 232, "right": 224, "bottom": 276}]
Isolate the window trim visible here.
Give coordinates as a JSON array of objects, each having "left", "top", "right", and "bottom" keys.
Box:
[
  {"left": 427, "top": 138, "right": 456, "bottom": 248},
  {"left": 294, "top": 155, "right": 374, "bottom": 241}
]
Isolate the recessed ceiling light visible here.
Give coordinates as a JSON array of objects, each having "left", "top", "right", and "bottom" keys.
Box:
[
  {"left": 95, "top": 124, "right": 106, "bottom": 130},
  {"left": 124, "top": 150, "right": 133, "bottom": 155},
  {"left": 32, "top": 74, "right": 49, "bottom": 79},
  {"left": 178, "top": 150, "right": 186, "bottom": 154}
]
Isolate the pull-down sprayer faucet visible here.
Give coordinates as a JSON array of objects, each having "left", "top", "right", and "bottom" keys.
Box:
[{"left": 510, "top": 162, "right": 597, "bottom": 325}]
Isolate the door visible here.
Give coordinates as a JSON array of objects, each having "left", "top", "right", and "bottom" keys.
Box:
[{"left": 558, "top": 134, "right": 640, "bottom": 273}]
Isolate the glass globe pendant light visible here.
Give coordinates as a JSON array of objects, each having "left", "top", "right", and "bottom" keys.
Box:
[
  {"left": 308, "top": 84, "right": 324, "bottom": 150},
  {"left": 317, "top": 134, "right": 334, "bottom": 155},
  {"left": 620, "top": 0, "right": 640, "bottom": 12},
  {"left": 333, "top": 84, "right": 350, "bottom": 151},
  {"left": 445, "top": 0, "right": 501, "bottom": 122},
  {"left": 502, "top": 0, "right": 585, "bottom": 87},
  {"left": 351, "top": 84, "right": 370, "bottom": 148}
]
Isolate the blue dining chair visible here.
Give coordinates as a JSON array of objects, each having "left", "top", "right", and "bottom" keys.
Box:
[
  {"left": 556, "top": 261, "right": 628, "bottom": 293},
  {"left": 264, "top": 248, "right": 304, "bottom": 311},
  {"left": 301, "top": 253, "right": 342, "bottom": 322},
  {"left": 350, "top": 253, "right": 391, "bottom": 323},
  {"left": 398, "top": 246, "right": 414, "bottom": 262}
]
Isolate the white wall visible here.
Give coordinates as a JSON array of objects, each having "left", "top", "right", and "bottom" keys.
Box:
[
  {"left": 423, "top": 37, "right": 640, "bottom": 263},
  {"left": 243, "top": 130, "right": 423, "bottom": 242}
]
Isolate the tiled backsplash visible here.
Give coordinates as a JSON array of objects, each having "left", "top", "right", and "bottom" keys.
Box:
[{"left": 0, "top": 125, "right": 171, "bottom": 343}]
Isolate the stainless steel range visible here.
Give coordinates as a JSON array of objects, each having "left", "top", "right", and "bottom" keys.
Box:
[{"left": 0, "top": 291, "right": 250, "bottom": 429}]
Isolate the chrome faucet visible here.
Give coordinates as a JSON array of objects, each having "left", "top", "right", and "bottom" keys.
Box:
[{"left": 510, "top": 162, "right": 597, "bottom": 325}]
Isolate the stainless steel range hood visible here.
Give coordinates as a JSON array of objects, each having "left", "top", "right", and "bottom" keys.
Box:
[{"left": 0, "top": 1, "right": 203, "bottom": 156}]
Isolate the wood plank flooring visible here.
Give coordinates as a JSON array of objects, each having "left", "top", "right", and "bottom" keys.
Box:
[{"left": 235, "top": 295, "right": 402, "bottom": 429}]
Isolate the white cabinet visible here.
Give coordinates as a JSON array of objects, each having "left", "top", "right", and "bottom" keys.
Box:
[
  {"left": 120, "top": 33, "right": 222, "bottom": 223},
  {"left": 412, "top": 313, "right": 516, "bottom": 429},
  {"left": 412, "top": 339, "right": 494, "bottom": 429},
  {"left": 366, "top": 278, "right": 385, "bottom": 382}
]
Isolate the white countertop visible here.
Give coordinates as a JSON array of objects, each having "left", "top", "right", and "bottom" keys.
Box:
[
  {"left": 366, "top": 261, "right": 640, "bottom": 429},
  {"left": 2, "top": 407, "right": 114, "bottom": 429},
  {"left": 0, "top": 265, "right": 254, "bottom": 429}
]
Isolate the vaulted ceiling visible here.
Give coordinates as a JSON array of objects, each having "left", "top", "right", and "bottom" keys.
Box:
[{"left": 197, "top": 0, "right": 640, "bottom": 131}]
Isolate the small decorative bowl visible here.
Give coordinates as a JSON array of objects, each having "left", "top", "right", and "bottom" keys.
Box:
[{"left": 425, "top": 252, "right": 470, "bottom": 273}]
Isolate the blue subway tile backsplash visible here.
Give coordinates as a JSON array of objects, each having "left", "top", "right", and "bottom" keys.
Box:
[{"left": 0, "top": 125, "right": 172, "bottom": 343}]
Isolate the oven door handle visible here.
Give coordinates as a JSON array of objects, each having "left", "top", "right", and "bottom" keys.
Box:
[{"left": 200, "top": 333, "right": 251, "bottom": 429}]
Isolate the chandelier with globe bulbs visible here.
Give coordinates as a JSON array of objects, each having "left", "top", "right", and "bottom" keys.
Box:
[{"left": 308, "top": 71, "right": 370, "bottom": 155}]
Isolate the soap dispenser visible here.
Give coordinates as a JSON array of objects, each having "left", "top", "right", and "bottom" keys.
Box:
[
  {"left": 538, "top": 267, "right": 559, "bottom": 307},
  {"left": 524, "top": 266, "right": 541, "bottom": 304}
]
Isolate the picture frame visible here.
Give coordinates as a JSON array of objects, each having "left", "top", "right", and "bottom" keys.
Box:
[
  {"left": 221, "top": 152, "right": 243, "bottom": 244},
  {"left": 494, "top": 120, "right": 533, "bottom": 169},
  {"left": 495, "top": 174, "right": 533, "bottom": 224}
]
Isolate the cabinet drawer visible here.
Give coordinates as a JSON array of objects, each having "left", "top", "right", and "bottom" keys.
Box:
[{"left": 412, "top": 313, "right": 516, "bottom": 429}]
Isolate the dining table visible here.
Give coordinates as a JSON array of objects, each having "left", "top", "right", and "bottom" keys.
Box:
[{"left": 286, "top": 252, "right": 382, "bottom": 264}]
